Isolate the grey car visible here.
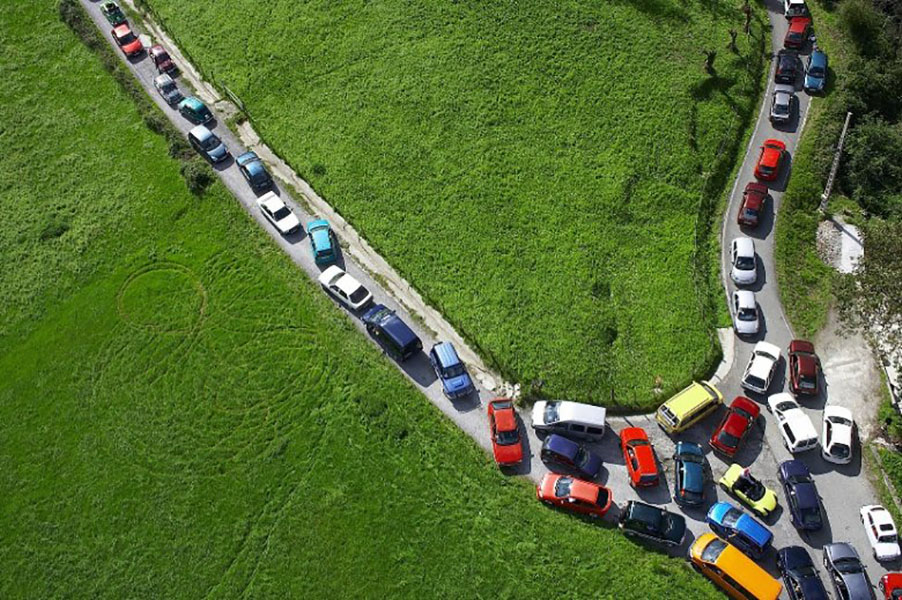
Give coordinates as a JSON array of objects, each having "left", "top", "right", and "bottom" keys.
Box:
[
  {"left": 187, "top": 125, "right": 229, "bottom": 163},
  {"left": 153, "top": 74, "right": 183, "bottom": 106},
  {"left": 823, "top": 543, "right": 873, "bottom": 600},
  {"left": 770, "top": 84, "right": 795, "bottom": 125}
]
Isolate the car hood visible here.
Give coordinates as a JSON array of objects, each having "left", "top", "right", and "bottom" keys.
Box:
[
  {"left": 841, "top": 572, "right": 872, "bottom": 598},
  {"left": 875, "top": 541, "right": 901, "bottom": 560},
  {"left": 797, "top": 576, "right": 828, "bottom": 599},
  {"left": 443, "top": 373, "right": 473, "bottom": 395},
  {"left": 275, "top": 212, "right": 300, "bottom": 233}
]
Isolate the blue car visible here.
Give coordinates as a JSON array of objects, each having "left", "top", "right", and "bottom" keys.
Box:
[
  {"left": 428, "top": 342, "right": 475, "bottom": 399},
  {"left": 779, "top": 460, "right": 823, "bottom": 531},
  {"left": 706, "top": 501, "right": 773, "bottom": 558},
  {"left": 804, "top": 50, "right": 827, "bottom": 93},
  {"left": 236, "top": 151, "right": 273, "bottom": 191},
  {"left": 362, "top": 304, "right": 422, "bottom": 362},
  {"left": 307, "top": 219, "right": 337, "bottom": 264},
  {"left": 540, "top": 434, "right": 602, "bottom": 479},
  {"left": 673, "top": 442, "right": 707, "bottom": 507}
]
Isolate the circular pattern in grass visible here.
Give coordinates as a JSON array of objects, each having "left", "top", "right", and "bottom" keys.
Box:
[{"left": 118, "top": 263, "right": 206, "bottom": 333}]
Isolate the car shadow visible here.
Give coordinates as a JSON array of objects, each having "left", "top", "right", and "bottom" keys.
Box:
[
  {"left": 282, "top": 227, "right": 307, "bottom": 245},
  {"left": 799, "top": 508, "right": 834, "bottom": 551},
  {"left": 448, "top": 390, "right": 481, "bottom": 414},
  {"left": 766, "top": 153, "right": 793, "bottom": 193},
  {"left": 211, "top": 155, "right": 235, "bottom": 171},
  {"left": 744, "top": 255, "right": 768, "bottom": 293},
  {"left": 397, "top": 352, "right": 438, "bottom": 388},
  {"left": 636, "top": 480, "right": 673, "bottom": 505}
]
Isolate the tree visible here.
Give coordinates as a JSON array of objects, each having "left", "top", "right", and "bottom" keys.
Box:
[
  {"left": 728, "top": 29, "right": 738, "bottom": 52},
  {"left": 702, "top": 50, "right": 717, "bottom": 73},
  {"left": 836, "top": 220, "right": 902, "bottom": 365}
]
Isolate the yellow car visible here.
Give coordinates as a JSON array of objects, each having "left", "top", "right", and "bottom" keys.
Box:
[
  {"left": 718, "top": 464, "right": 778, "bottom": 518},
  {"left": 655, "top": 380, "right": 723, "bottom": 434}
]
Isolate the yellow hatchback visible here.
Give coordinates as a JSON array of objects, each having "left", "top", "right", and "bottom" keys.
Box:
[
  {"left": 689, "top": 533, "right": 782, "bottom": 600},
  {"left": 655, "top": 380, "right": 723, "bottom": 434}
]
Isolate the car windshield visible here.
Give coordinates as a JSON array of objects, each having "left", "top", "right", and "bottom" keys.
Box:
[
  {"left": 442, "top": 363, "right": 466, "bottom": 379},
  {"left": 800, "top": 376, "right": 817, "bottom": 389},
  {"left": 742, "top": 207, "right": 759, "bottom": 220},
  {"left": 759, "top": 165, "right": 774, "bottom": 174},
  {"left": 496, "top": 428, "right": 518, "bottom": 445},
  {"left": 554, "top": 477, "right": 572, "bottom": 498},
  {"left": 161, "top": 81, "right": 176, "bottom": 93},
  {"left": 701, "top": 539, "right": 727, "bottom": 563},
  {"left": 795, "top": 564, "right": 817, "bottom": 578},
  {"left": 734, "top": 406, "right": 754, "bottom": 420},
  {"left": 774, "top": 102, "right": 790, "bottom": 115},
  {"left": 830, "top": 443, "right": 850, "bottom": 459},
  {"left": 575, "top": 449, "right": 592, "bottom": 469},
  {"left": 272, "top": 206, "right": 291, "bottom": 220},
  {"left": 801, "top": 507, "right": 821, "bottom": 528},
  {"left": 831, "top": 416, "right": 852, "bottom": 427},
  {"left": 809, "top": 66, "right": 824, "bottom": 77},
  {"left": 630, "top": 439, "right": 650, "bottom": 447},
  {"left": 776, "top": 401, "right": 797, "bottom": 412},
  {"left": 736, "top": 256, "right": 755, "bottom": 270},
  {"left": 722, "top": 508, "right": 742, "bottom": 528},
  {"left": 119, "top": 32, "right": 137, "bottom": 44},
  {"left": 744, "top": 375, "right": 766, "bottom": 389},
  {"left": 738, "top": 307, "right": 757, "bottom": 321},
  {"left": 834, "top": 557, "right": 862, "bottom": 574},
  {"left": 349, "top": 287, "right": 369, "bottom": 303},
  {"left": 679, "top": 452, "right": 703, "bottom": 464},
  {"left": 157, "top": 51, "right": 170, "bottom": 61},
  {"left": 717, "top": 430, "right": 740, "bottom": 449},
  {"left": 200, "top": 135, "right": 220, "bottom": 150},
  {"left": 544, "top": 402, "right": 560, "bottom": 424},
  {"left": 880, "top": 532, "right": 898, "bottom": 543}
]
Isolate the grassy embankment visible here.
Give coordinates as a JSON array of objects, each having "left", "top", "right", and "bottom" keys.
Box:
[
  {"left": 0, "top": 2, "right": 722, "bottom": 597},
  {"left": 139, "top": 0, "right": 767, "bottom": 410}
]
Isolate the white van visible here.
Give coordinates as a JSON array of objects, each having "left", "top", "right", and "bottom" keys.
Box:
[
  {"left": 784, "top": 0, "right": 808, "bottom": 18},
  {"left": 531, "top": 400, "right": 606, "bottom": 442}
]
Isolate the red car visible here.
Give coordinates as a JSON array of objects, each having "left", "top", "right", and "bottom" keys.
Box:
[
  {"left": 536, "top": 473, "right": 612, "bottom": 518},
  {"left": 487, "top": 398, "right": 523, "bottom": 466},
  {"left": 620, "top": 427, "right": 659, "bottom": 487},
  {"left": 709, "top": 396, "right": 759, "bottom": 457},
  {"left": 111, "top": 24, "right": 143, "bottom": 57},
  {"left": 737, "top": 182, "right": 768, "bottom": 227},
  {"left": 149, "top": 45, "right": 176, "bottom": 74},
  {"left": 754, "top": 139, "right": 786, "bottom": 181},
  {"left": 784, "top": 17, "right": 812, "bottom": 49},
  {"left": 788, "top": 339, "right": 821, "bottom": 396},
  {"left": 881, "top": 573, "right": 902, "bottom": 599}
]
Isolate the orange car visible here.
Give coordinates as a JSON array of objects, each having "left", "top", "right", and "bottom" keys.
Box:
[
  {"left": 487, "top": 398, "right": 523, "bottom": 466},
  {"left": 754, "top": 139, "right": 786, "bottom": 181},
  {"left": 111, "top": 24, "right": 143, "bottom": 57},
  {"left": 536, "top": 473, "right": 612, "bottom": 518},
  {"left": 620, "top": 427, "right": 659, "bottom": 487}
]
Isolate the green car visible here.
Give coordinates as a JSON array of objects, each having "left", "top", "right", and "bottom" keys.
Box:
[
  {"left": 100, "top": 1, "right": 127, "bottom": 27},
  {"left": 177, "top": 97, "right": 214, "bottom": 125}
]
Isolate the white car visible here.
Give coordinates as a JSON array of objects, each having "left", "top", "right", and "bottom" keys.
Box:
[
  {"left": 822, "top": 405, "right": 854, "bottom": 464},
  {"left": 153, "top": 73, "right": 183, "bottom": 105},
  {"left": 730, "top": 237, "right": 757, "bottom": 285},
  {"left": 741, "top": 341, "right": 781, "bottom": 394},
  {"left": 769, "top": 84, "right": 795, "bottom": 125},
  {"left": 318, "top": 265, "right": 373, "bottom": 311},
  {"left": 256, "top": 192, "right": 300, "bottom": 235},
  {"left": 861, "top": 505, "right": 901, "bottom": 561},
  {"left": 768, "top": 393, "right": 818, "bottom": 453},
  {"left": 732, "top": 290, "right": 759, "bottom": 335}
]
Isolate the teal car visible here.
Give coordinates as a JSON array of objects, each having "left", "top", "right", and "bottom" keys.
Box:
[
  {"left": 101, "top": 1, "right": 127, "bottom": 26},
  {"left": 307, "top": 220, "right": 337, "bottom": 264},
  {"left": 177, "top": 97, "right": 213, "bottom": 125}
]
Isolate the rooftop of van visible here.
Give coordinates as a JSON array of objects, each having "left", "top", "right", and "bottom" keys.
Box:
[
  {"left": 557, "top": 401, "right": 606, "bottom": 423},
  {"left": 663, "top": 381, "right": 720, "bottom": 414}
]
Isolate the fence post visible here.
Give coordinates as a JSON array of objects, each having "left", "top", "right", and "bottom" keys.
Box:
[{"left": 819, "top": 111, "right": 853, "bottom": 213}]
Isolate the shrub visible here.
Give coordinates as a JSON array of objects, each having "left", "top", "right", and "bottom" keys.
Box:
[{"left": 180, "top": 160, "right": 214, "bottom": 196}]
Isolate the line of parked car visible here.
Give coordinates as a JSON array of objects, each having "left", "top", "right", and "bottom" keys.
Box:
[{"left": 100, "top": 1, "right": 900, "bottom": 598}]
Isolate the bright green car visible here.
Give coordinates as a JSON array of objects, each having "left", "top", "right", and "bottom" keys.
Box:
[
  {"left": 100, "top": 1, "right": 127, "bottom": 27},
  {"left": 718, "top": 464, "right": 778, "bottom": 518}
]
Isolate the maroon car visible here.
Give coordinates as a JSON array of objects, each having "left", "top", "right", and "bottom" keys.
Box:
[
  {"left": 709, "top": 396, "right": 759, "bottom": 457},
  {"left": 788, "top": 340, "right": 820, "bottom": 396},
  {"left": 784, "top": 17, "right": 811, "bottom": 49},
  {"left": 149, "top": 45, "right": 176, "bottom": 74},
  {"left": 738, "top": 182, "right": 768, "bottom": 227}
]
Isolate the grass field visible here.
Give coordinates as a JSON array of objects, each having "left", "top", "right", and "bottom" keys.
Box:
[
  {"left": 139, "top": 0, "right": 767, "bottom": 409},
  {"left": 0, "top": 2, "right": 723, "bottom": 597}
]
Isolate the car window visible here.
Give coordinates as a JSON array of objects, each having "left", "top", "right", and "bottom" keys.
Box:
[
  {"left": 587, "top": 427, "right": 603, "bottom": 436},
  {"left": 783, "top": 424, "right": 796, "bottom": 444},
  {"left": 570, "top": 424, "right": 585, "bottom": 433}
]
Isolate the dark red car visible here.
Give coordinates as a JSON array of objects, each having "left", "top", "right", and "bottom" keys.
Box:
[
  {"left": 487, "top": 398, "right": 523, "bottom": 466},
  {"left": 788, "top": 340, "right": 821, "bottom": 396},
  {"left": 536, "top": 473, "right": 612, "bottom": 518},
  {"left": 784, "top": 17, "right": 812, "bottom": 49},
  {"left": 620, "top": 427, "right": 659, "bottom": 487},
  {"left": 709, "top": 396, "right": 759, "bottom": 457},
  {"left": 880, "top": 573, "right": 902, "bottom": 599},
  {"left": 738, "top": 182, "right": 768, "bottom": 227},
  {"left": 754, "top": 139, "right": 786, "bottom": 181},
  {"left": 111, "top": 24, "right": 143, "bottom": 57},
  {"left": 149, "top": 45, "right": 176, "bottom": 74}
]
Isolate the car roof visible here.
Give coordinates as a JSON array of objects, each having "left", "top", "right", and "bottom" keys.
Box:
[
  {"left": 663, "top": 381, "right": 721, "bottom": 416},
  {"left": 744, "top": 181, "right": 769, "bottom": 197},
  {"left": 555, "top": 401, "right": 606, "bottom": 423},
  {"left": 544, "top": 434, "right": 579, "bottom": 459},
  {"left": 810, "top": 50, "right": 827, "bottom": 66},
  {"left": 731, "top": 395, "right": 759, "bottom": 415},
  {"left": 790, "top": 17, "right": 811, "bottom": 29},
  {"left": 492, "top": 403, "right": 517, "bottom": 432},
  {"left": 432, "top": 341, "right": 462, "bottom": 369},
  {"left": 733, "top": 237, "right": 754, "bottom": 256},
  {"left": 796, "top": 353, "right": 818, "bottom": 376},
  {"left": 257, "top": 191, "right": 281, "bottom": 208},
  {"left": 789, "top": 339, "right": 815, "bottom": 354},
  {"left": 780, "top": 458, "right": 810, "bottom": 479},
  {"left": 379, "top": 313, "right": 419, "bottom": 347},
  {"left": 334, "top": 272, "right": 362, "bottom": 296},
  {"left": 182, "top": 97, "right": 205, "bottom": 110},
  {"left": 709, "top": 502, "right": 772, "bottom": 547},
  {"left": 735, "top": 289, "right": 755, "bottom": 308},
  {"left": 569, "top": 479, "right": 601, "bottom": 504},
  {"left": 236, "top": 151, "right": 258, "bottom": 165},
  {"left": 868, "top": 505, "right": 895, "bottom": 527},
  {"left": 154, "top": 74, "right": 173, "bottom": 85},
  {"left": 626, "top": 501, "right": 666, "bottom": 526},
  {"left": 189, "top": 124, "right": 212, "bottom": 139},
  {"left": 113, "top": 24, "right": 131, "bottom": 35}
]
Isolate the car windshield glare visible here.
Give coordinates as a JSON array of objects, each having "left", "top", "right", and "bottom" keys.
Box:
[
  {"left": 722, "top": 508, "right": 742, "bottom": 528},
  {"left": 835, "top": 558, "right": 862, "bottom": 574},
  {"left": 701, "top": 539, "right": 727, "bottom": 563},
  {"left": 554, "top": 477, "right": 572, "bottom": 498},
  {"left": 201, "top": 136, "right": 220, "bottom": 150}
]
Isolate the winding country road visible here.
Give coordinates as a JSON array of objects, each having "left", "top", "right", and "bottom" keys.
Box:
[{"left": 81, "top": 0, "right": 895, "bottom": 596}]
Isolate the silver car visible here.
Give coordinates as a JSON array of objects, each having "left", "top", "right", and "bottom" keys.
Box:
[
  {"left": 153, "top": 73, "right": 183, "bottom": 105},
  {"left": 732, "top": 290, "right": 759, "bottom": 336},
  {"left": 730, "top": 237, "right": 757, "bottom": 285},
  {"left": 769, "top": 84, "right": 795, "bottom": 125},
  {"left": 822, "top": 543, "right": 872, "bottom": 600}
]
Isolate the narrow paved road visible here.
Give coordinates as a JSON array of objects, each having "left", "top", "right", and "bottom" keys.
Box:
[{"left": 82, "top": 0, "right": 895, "bottom": 596}]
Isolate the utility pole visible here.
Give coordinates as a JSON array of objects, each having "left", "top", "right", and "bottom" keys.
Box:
[{"left": 819, "top": 111, "right": 853, "bottom": 214}]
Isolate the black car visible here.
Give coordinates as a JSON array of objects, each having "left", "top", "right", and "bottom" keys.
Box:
[
  {"left": 775, "top": 49, "right": 799, "bottom": 84},
  {"left": 361, "top": 304, "right": 422, "bottom": 362},
  {"left": 236, "top": 151, "right": 273, "bottom": 192},
  {"left": 673, "top": 441, "right": 707, "bottom": 507},
  {"left": 540, "top": 434, "right": 602, "bottom": 479},
  {"left": 619, "top": 501, "right": 686, "bottom": 547},
  {"left": 823, "top": 543, "right": 873, "bottom": 600},
  {"left": 779, "top": 460, "right": 823, "bottom": 531},
  {"left": 777, "top": 546, "right": 829, "bottom": 600}
]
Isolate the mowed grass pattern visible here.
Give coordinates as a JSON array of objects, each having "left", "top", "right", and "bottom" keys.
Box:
[
  {"left": 141, "top": 0, "right": 765, "bottom": 408},
  {"left": 0, "top": 3, "right": 722, "bottom": 597}
]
